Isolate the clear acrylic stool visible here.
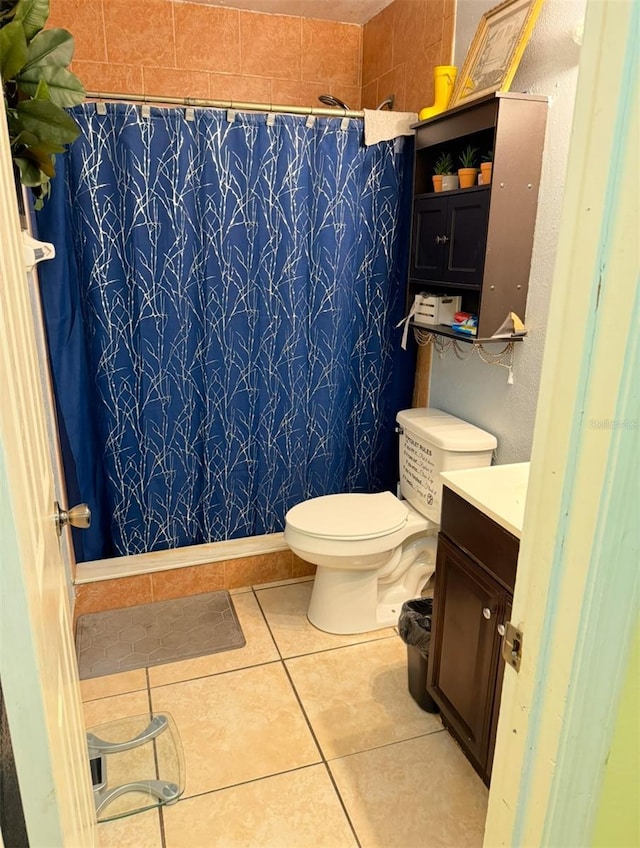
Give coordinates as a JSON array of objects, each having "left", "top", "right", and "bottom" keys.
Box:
[{"left": 86, "top": 713, "right": 184, "bottom": 822}]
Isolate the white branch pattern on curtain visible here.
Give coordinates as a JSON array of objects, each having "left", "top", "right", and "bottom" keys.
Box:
[{"left": 36, "top": 104, "right": 414, "bottom": 559}]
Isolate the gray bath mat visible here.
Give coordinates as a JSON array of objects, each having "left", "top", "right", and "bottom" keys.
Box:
[{"left": 76, "top": 590, "right": 246, "bottom": 679}]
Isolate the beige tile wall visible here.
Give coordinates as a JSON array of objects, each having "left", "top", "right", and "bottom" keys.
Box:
[
  {"left": 48, "top": 0, "right": 363, "bottom": 108},
  {"left": 49, "top": 0, "right": 454, "bottom": 112},
  {"left": 362, "top": 0, "right": 455, "bottom": 113},
  {"left": 75, "top": 552, "right": 315, "bottom": 617}
]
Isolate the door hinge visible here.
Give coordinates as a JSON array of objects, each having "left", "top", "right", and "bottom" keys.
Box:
[{"left": 502, "top": 621, "right": 523, "bottom": 672}]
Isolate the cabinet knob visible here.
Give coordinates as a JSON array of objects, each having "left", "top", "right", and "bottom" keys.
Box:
[
  {"left": 435, "top": 235, "right": 449, "bottom": 244},
  {"left": 497, "top": 623, "right": 506, "bottom": 636},
  {"left": 483, "top": 607, "right": 492, "bottom": 620}
]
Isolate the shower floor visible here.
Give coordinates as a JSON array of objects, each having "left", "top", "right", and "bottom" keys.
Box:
[{"left": 75, "top": 591, "right": 245, "bottom": 679}]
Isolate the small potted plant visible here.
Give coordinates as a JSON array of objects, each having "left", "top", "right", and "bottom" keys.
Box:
[
  {"left": 432, "top": 152, "right": 454, "bottom": 192},
  {"left": 480, "top": 150, "right": 493, "bottom": 185},
  {"left": 458, "top": 145, "right": 479, "bottom": 188},
  {"left": 0, "top": 0, "right": 85, "bottom": 209}
]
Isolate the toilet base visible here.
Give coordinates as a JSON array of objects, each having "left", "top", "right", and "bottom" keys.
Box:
[{"left": 307, "top": 535, "right": 437, "bottom": 634}]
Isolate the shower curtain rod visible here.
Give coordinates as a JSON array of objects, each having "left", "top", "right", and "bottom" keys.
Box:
[{"left": 86, "top": 90, "right": 365, "bottom": 119}]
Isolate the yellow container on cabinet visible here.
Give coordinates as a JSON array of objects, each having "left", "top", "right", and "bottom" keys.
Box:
[{"left": 419, "top": 66, "right": 458, "bottom": 121}]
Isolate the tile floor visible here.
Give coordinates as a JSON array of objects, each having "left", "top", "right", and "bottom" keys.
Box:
[{"left": 84, "top": 579, "right": 488, "bottom": 848}]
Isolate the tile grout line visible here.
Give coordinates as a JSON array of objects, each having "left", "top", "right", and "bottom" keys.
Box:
[
  {"left": 322, "top": 760, "right": 363, "bottom": 848},
  {"left": 149, "top": 658, "right": 281, "bottom": 692},
  {"left": 283, "top": 641, "right": 446, "bottom": 764},
  {"left": 282, "top": 632, "right": 398, "bottom": 662},
  {"left": 252, "top": 588, "right": 285, "bottom": 662},
  {"left": 280, "top": 659, "right": 362, "bottom": 848},
  {"left": 81, "top": 630, "right": 400, "bottom": 698},
  {"left": 146, "top": 667, "right": 167, "bottom": 848},
  {"left": 174, "top": 761, "right": 324, "bottom": 804},
  {"left": 327, "top": 726, "right": 448, "bottom": 763}
]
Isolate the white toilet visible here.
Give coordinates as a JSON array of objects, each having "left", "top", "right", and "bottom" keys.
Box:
[{"left": 284, "top": 408, "right": 497, "bottom": 634}]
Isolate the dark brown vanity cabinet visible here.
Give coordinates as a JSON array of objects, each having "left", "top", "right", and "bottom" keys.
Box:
[
  {"left": 409, "top": 92, "right": 548, "bottom": 339},
  {"left": 427, "top": 487, "right": 518, "bottom": 785}
]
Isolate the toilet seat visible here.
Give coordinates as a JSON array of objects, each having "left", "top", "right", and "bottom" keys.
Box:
[{"left": 285, "top": 492, "right": 409, "bottom": 541}]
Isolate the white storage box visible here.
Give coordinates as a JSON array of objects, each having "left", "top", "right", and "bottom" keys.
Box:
[{"left": 412, "top": 293, "right": 462, "bottom": 327}]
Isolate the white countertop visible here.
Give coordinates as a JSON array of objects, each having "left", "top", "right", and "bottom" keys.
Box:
[{"left": 440, "top": 462, "right": 530, "bottom": 539}]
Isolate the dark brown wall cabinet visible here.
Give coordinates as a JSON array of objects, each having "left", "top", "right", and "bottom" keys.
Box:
[
  {"left": 427, "top": 487, "right": 519, "bottom": 785},
  {"left": 412, "top": 188, "right": 490, "bottom": 288},
  {"left": 409, "top": 92, "right": 548, "bottom": 340}
]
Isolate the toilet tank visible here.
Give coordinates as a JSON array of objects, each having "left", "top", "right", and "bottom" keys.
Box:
[{"left": 396, "top": 408, "right": 497, "bottom": 524}]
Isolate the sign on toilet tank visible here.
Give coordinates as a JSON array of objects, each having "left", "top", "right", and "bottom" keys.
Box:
[
  {"left": 400, "top": 431, "right": 444, "bottom": 521},
  {"left": 396, "top": 409, "right": 497, "bottom": 524}
]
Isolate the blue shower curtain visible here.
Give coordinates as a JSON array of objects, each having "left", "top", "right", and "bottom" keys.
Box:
[{"left": 36, "top": 103, "right": 414, "bottom": 561}]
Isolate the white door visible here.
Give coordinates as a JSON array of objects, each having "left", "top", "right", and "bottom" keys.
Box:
[
  {"left": 0, "top": 108, "right": 97, "bottom": 843},
  {"left": 485, "top": 1, "right": 638, "bottom": 845}
]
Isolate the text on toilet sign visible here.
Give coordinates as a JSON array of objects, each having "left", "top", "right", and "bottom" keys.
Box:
[{"left": 401, "top": 434, "right": 440, "bottom": 507}]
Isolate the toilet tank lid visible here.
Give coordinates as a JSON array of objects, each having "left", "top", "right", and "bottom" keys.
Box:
[
  {"left": 285, "top": 492, "right": 409, "bottom": 540},
  {"left": 396, "top": 408, "right": 497, "bottom": 452}
]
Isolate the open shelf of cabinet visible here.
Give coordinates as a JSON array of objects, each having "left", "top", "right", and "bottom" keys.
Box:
[
  {"left": 415, "top": 324, "right": 525, "bottom": 345},
  {"left": 408, "top": 92, "right": 548, "bottom": 342}
]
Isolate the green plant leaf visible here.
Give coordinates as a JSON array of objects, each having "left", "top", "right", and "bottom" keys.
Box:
[
  {"left": 16, "top": 97, "right": 80, "bottom": 144},
  {"left": 22, "top": 142, "right": 55, "bottom": 175},
  {"left": 12, "top": 128, "right": 64, "bottom": 155},
  {"left": 21, "top": 27, "right": 74, "bottom": 70},
  {"left": 14, "top": 153, "right": 45, "bottom": 185},
  {"left": 32, "top": 180, "right": 49, "bottom": 208},
  {"left": 0, "top": 19, "right": 27, "bottom": 79},
  {"left": 33, "top": 75, "right": 48, "bottom": 98},
  {"left": 33, "top": 182, "right": 49, "bottom": 209},
  {"left": 18, "top": 64, "right": 85, "bottom": 106},
  {"left": 10, "top": 127, "right": 39, "bottom": 147},
  {"left": 12, "top": 0, "right": 49, "bottom": 42}
]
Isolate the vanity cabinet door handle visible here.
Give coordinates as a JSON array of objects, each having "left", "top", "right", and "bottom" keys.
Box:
[
  {"left": 483, "top": 607, "right": 492, "bottom": 620},
  {"left": 497, "top": 624, "right": 506, "bottom": 636}
]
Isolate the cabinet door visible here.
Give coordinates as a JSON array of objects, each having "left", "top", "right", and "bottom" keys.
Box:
[
  {"left": 427, "top": 533, "right": 506, "bottom": 778},
  {"left": 409, "top": 190, "right": 490, "bottom": 290},
  {"left": 410, "top": 195, "right": 446, "bottom": 282},
  {"left": 443, "top": 189, "right": 490, "bottom": 287}
]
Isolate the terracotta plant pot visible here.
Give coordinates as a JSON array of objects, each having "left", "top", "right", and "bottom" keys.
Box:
[
  {"left": 432, "top": 175, "right": 443, "bottom": 192},
  {"left": 441, "top": 174, "right": 459, "bottom": 191},
  {"left": 458, "top": 167, "right": 479, "bottom": 188},
  {"left": 480, "top": 162, "right": 493, "bottom": 185}
]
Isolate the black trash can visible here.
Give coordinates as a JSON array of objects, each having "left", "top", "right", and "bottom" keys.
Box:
[{"left": 398, "top": 598, "right": 439, "bottom": 713}]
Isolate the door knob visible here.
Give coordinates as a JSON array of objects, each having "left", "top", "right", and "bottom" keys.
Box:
[{"left": 54, "top": 501, "right": 91, "bottom": 536}]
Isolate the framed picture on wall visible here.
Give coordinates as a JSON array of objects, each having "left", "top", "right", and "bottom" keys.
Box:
[{"left": 449, "top": 0, "right": 545, "bottom": 108}]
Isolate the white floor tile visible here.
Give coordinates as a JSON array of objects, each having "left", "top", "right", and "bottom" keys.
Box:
[
  {"left": 257, "top": 581, "right": 395, "bottom": 658},
  {"left": 286, "top": 636, "right": 442, "bottom": 758},
  {"left": 163, "top": 765, "right": 357, "bottom": 848},
  {"left": 329, "top": 732, "right": 488, "bottom": 848},
  {"left": 151, "top": 662, "right": 321, "bottom": 797}
]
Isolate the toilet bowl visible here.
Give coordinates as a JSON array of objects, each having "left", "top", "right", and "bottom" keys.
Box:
[
  {"left": 284, "top": 409, "right": 497, "bottom": 635},
  {"left": 286, "top": 492, "right": 438, "bottom": 634}
]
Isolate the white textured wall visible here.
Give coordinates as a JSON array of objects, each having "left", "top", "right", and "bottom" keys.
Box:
[{"left": 428, "top": 0, "right": 586, "bottom": 462}]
